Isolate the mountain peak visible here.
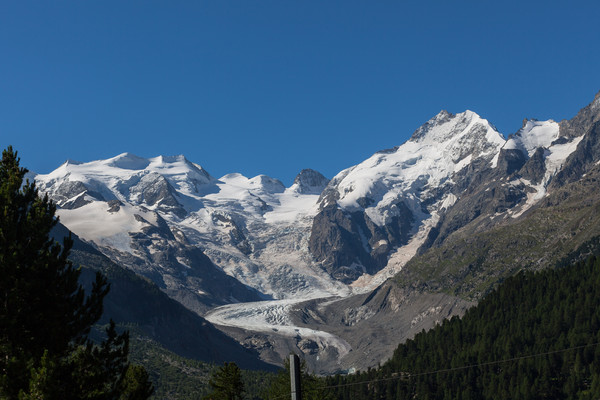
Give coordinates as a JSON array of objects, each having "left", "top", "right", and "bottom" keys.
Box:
[
  {"left": 409, "top": 110, "right": 453, "bottom": 141},
  {"left": 591, "top": 90, "right": 600, "bottom": 112},
  {"left": 248, "top": 175, "right": 285, "bottom": 193},
  {"left": 63, "top": 159, "right": 83, "bottom": 167},
  {"left": 516, "top": 120, "right": 559, "bottom": 155},
  {"left": 106, "top": 153, "right": 150, "bottom": 170},
  {"left": 151, "top": 154, "right": 188, "bottom": 164},
  {"left": 409, "top": 109, "right": 503, "bottom": 147},
  {"left": 559, "top": 90, "right": 600, "bottom": 139},
  {"left": 290, "top": 169, "right": 329, "bottom": 195}
]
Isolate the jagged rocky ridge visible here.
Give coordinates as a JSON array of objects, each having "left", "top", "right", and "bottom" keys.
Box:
[{"left": 35, "top": 91, "right": 600, "bottom": 373}]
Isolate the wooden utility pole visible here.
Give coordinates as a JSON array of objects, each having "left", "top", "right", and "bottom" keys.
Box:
[{"left": 290, "top": 354, "right": 302, "bottom": 400}]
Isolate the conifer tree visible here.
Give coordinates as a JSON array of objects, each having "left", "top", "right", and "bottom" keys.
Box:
[
  {"left": 203, "top": 362, "right": 245, "bottom": 400},
  {"left": 0, "top": 146, "right": 153, "bottom": 399}
]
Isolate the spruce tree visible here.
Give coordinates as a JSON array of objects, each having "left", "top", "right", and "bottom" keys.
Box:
[
  {"left": 0, "top": 146, "right": 152, "bottom": 399},
  {"left": 203, "top": 362, "right": 245, "bottom": 400}
]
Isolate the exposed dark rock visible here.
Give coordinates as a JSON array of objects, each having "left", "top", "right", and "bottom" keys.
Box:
[
  {"left": 52, "top": 180, "right": 106, "bottom": 209},
  {"left": 61, "top": 194, "right": 92, "bottom": 209},
  {"left": 308, "top": 205, "right": 374, "bottom": 282},
  {"left": 56, "top": 180, "right": 87, "bottom": 201},
  {"left": 308, "top": 202, "right": 414, "bottom": 282},
  {"left": 107, "top": 199, "right": 121, "bottom": 213},
  {"left": 558, "top": 90, "right": 600, "bottom": 139},
  {"left": 548, "top": 92, "right": 600, "bottom": 188},
  {"left": 292, "top": 169, "right": 329, "bottom": 194},
  {"left": 130, "top": 172, "right": 186, "bottom": 217},
  {"left": 496, "top": 148, "right": 527, "bottom": 176},
  {"left": 519, "top": 147, "right": 546, "bottom": 184},
  {"left": 551, "top": 121, "right": 600, "bottom": 188},
  {"left": 424, "top": 173, "right": 527, "bottom": 250},
  {"left": 297, "top": 338, "right": 319, "bottom": 355},
  {"left": 134, "top": 212, "right": 176, "bottom": 240},
  {"left": 212, "top": 213, "right": 252, "bottom": 255},
  {"left": 250, "top": 194, "right": 272, "bottom": 212}
]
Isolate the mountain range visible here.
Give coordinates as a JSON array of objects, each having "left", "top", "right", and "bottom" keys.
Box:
[{"left": 35, "top": 90, "right": 600, "bottom": 373}]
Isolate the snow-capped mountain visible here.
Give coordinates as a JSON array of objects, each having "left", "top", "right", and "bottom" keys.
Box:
[
  {"left": 35, "top": 91, "right": 598, "bottom": 372},
  {"left": 36, "top": 153, "right": 346, "bottom": 311},
  {"left": 309, "top": 110, "right": 508, "bottom": 282},
  {"left": 36, "top": 106, "right": 584, "bottom": 304}
]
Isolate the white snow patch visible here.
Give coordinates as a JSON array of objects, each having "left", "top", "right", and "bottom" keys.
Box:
[
  {"left": 374, "top": 239, "right": 389, "bottom": 248},
  {"left": 440, "top": 193, "right": 457, "bottom": 210},
  {"left": 455, "top": 154, "right": 473, "bottom": 171},
  {"left": 263, "top": 193, "right": 320, "bottom": 224},
  {"left": 56, "top": 201, "right": 155, "bottom": 253},
  {"left": 503, "top": 138, "right": 521, "bottom": 150},
  {"left": 176, "top": 257, "right": 191, "bottom": 269},
  {"left": 515, "top": 120, "right": 560, "bottom": 156}
]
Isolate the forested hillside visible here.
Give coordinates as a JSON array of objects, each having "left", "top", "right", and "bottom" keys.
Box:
[{"left": 322, "top": 252, "right": 600, "bottom": 399}]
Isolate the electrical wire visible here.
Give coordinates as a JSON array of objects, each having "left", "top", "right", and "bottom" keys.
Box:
[{"left": 265, "top": 341, "right": 600, "bottom": 398}]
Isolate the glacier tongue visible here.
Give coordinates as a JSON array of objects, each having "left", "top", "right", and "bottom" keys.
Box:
[{"left": 205, "top": 298, "right": 352, "bottom": 357}]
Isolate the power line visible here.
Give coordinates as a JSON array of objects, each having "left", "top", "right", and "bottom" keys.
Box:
[
  {"left": 266, "top": 341, "right": 599, "bottom": 399},
  {"left": 314, "top": 341, "right": 600, "bottom": 392}
]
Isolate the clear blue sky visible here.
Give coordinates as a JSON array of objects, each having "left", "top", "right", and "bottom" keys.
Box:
[{"left": 1, "top": 1, "right": 599, "bottom": 185}]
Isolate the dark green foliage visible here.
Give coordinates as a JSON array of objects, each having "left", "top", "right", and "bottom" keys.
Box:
[
  {"left": 203, "top": 362, "right": 245, "bottom": 400},
  {"left": 126, "top": 334, "right": 216, "bottom": 399},
  {"left": 125, "top": 333, "right": 275, "bottom": 399},
  {"left": 120, "top": 365, "right": 155, "bottom": 400},
  {"left": 326, "top": 255, "right": 600, "bottom": 399},
  {"left": 0, "top": 147, "right": 152, "bottom": 399}
]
